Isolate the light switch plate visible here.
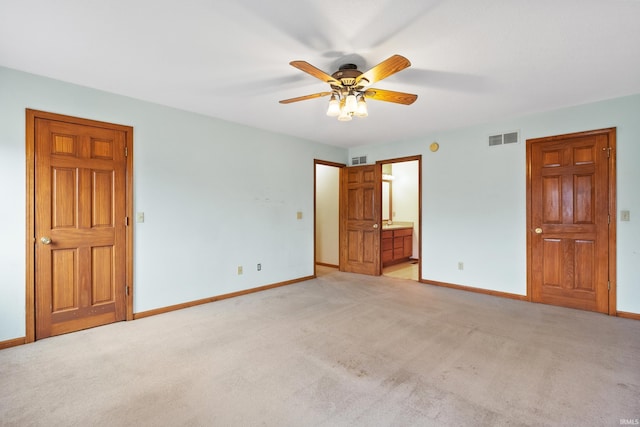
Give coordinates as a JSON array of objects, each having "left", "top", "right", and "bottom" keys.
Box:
[
  {"left": 297, "top": 211, "right": 303, "bottom": 220},
  {"left": 620, "top": 210, "right": 630, "bottom": 221},
  {"left": 136, "top": 212, "right": 145, "bottom": 223}
]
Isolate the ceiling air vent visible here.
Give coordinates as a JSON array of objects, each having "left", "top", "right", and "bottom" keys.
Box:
[
  {"left": 489, "top": 131, "right": 519, "bottom": 147},
  {"left": 351, "top": 156, "right": 367, "bottom": 165}
]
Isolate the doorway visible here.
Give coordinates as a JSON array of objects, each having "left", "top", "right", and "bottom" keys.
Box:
[
  {"left": 379, "top": 156, "right": 421, "bottom": 281},
  {"left": 26, "top": 110, "right": 134, "bottom": 342},
  {"left": 314, "top": 160, "right": 344, "bottom": 276},
  {"left": 526, "top": 128, "right": 616, "bottom": 314},
  {"left": 319, "top": 155, "right": 421, "bottom": 278}
]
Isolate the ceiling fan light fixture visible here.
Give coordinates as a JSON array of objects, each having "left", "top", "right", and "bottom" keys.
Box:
[
  {"left": 280, "top": 55, "right": 416, "bottom": 122},
  {"left": 326, "top": 94, "right": 340, "bottom": 117},
  {"left": 345, "top": 92, "right": 358, "bottom": 114},
  {"left": 337, "top": 103, "right": 352, "bottom": 121},
  {"left": 356, "top": 96, "right": 368, "bottom": 117}
]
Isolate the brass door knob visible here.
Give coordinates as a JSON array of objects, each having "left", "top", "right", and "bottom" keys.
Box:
[
  {"left": 373, "top": 223, "right": 379, "bottom": 229},
  {"left": 534, "top": 228, "right": 543, "bottom": 234},
  {"left": 40, "top": 236, "right": 52, "bottom": 245}
]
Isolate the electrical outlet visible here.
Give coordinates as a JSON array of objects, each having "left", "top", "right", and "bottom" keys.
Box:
[
  {"left": 257, "top": 263, "right": 261, "bottom": 271},
  {"left": 458, "top": 262, "right": 464, "bottom": 271},
  {"left": 237, "top": 266, "right": 243, "bottom": 275}
]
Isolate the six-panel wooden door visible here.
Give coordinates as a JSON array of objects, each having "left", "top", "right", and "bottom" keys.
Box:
[
  {"left": 35, "top": 117, "right": 128, "bottom": 338},
  {"left": 528, "top": 129, "right": 613, "bottom": 313},
  {"left": 340, "top": 165, "right": 381, "bottom": 275}
]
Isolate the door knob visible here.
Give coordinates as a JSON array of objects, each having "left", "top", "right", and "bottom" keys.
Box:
[
  {"left": 373, "top": 223, "right": 379, "bottom": 229},
  {"left": 40, "top": 236, "right": 52, "bottom": 245},
  {"left": 534, "top": 228, "right": 543, "bottom": 234}
]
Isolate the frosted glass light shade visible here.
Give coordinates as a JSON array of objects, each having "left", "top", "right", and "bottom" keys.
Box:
[
  {"left": 337, "top": 108, "right": 352, "bottom": 121},
  {"left": 326, "top": 95, "right": 340, "bottom": 117},
  {"left": 356, "top": 97, "right": 368, "bottom": 117},
  {"left": 345, "top": 93, "right": 357, "bottom": 113}
]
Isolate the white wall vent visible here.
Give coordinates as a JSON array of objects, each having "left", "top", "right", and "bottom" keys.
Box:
[
  {"left": 488, "top": 131, "right": 519, "bottom": 147},
  {"left": 351, "top": 155, "right": 367, "bottom": 165}
]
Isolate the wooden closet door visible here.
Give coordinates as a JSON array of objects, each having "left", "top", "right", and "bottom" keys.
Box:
[
  {"left": 528, "top": 129, "right": 613, "bottom": 313},
  {"left": 35, "top": 118, "right": 127, "bottom": 338}
]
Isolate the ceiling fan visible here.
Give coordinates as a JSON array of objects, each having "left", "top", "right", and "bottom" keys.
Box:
[{"left": 279, "top": 54, "right": 418, "bottom": 121}]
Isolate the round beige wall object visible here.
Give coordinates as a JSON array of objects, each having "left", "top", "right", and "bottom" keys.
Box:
[{"left": 429, "top": 142, "right": 439, "bottom": 152}]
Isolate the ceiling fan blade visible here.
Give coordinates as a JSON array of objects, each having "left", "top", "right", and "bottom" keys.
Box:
[
  {"left": 356, "top": 55, "right": 411, "bottom": 86},
  {"left": 364, "top": 88, "right": 418, "bottom": 105},
  {"left": 290, "top": 61, "right": 342, "bottom": 86},
  {"left": 279, "top": 92, "right": 333, "bottom": 104}
]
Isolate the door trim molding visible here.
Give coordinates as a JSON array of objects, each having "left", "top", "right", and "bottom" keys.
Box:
[
  {"left": 25, "top": 109, "right": 134, "bottom": 342},
  {"left": 525, "top": 127, "right": 616, "bottom": 315}
]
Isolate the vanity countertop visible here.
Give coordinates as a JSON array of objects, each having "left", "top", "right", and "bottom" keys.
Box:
[{"left": 382, "top": 221, "right": 413, "bottom": 230}]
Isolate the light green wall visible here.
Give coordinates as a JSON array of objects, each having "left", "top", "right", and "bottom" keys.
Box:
[
  {"left": 2, "top": 65, "right": 638, "bottom": 343},
  {"left": 350, "top": 94, "right": 640, "bottom": 314},
  {"left": 0, "top": 66, "right": 346, "bottom": 341}
]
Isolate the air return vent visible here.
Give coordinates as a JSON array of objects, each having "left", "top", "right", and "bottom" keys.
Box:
[
  {"left": 488, "top": 131, "right": 519, "bottom": 147},
  {"left": 351, "top": 156, "right": 367, "bottom": 165}
]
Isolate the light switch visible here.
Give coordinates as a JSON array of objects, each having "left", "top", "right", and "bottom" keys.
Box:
[
  {"left": 136, "top": 212, "right": 145, "bottom": 223},
  {"left": 620, "top": 210, "right": 630, "bottom": 221}
]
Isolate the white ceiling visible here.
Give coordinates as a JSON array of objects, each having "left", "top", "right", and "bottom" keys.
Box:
[{"left": 2, "top": 0, "right": 640, "bottom": 148}]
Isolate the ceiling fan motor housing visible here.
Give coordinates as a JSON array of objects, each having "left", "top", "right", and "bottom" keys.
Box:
[{"left": 331, "top": 64, "right": 368, "bottom": 92}]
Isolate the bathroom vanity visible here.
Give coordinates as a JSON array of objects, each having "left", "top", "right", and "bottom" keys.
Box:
[{"left": 381, "top": 223, "right": 413, "bottom": 266}]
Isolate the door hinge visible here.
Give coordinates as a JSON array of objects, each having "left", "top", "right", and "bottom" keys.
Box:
[
  {"left": 608, "top": 281, "right": 610, "bottom": 290},
  {"left": 608, "top": 214, "right": 610, "bottom": 225},
  {"left": 125, "top": 285, "right": 130, "bottom": 296},
  {"left": 125, "top": 146, "right": 128, "bottom": 157},
  {"left": 125, "top": 216, "right": 129, "bottom": 226}
]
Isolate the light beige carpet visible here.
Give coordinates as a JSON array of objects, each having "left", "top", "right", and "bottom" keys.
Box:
[{"left": 1, "top": 267, "right": 639, "bottom": 426}]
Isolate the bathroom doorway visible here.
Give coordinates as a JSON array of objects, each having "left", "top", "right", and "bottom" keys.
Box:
[{"left": 378, "top": 156, "right": 421, "bottom": 281}]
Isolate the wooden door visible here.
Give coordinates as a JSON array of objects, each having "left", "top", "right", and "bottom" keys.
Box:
[
  {"left": 340, "top": 165, "right": 381, "bottom": 275},
  {"left": 34, "top": 116, "right": 128, "bottom": 338},
  {"left": 528, "top": 128, "right": 615, "bottom": 314}
]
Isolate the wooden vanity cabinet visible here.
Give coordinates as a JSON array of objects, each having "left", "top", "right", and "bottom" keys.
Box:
[
  {"left": 382, "top": 227, "right": 413, "bottom": 266},
  {"left": 382, "top": 231, "right": 394, "bottom": 264}
]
